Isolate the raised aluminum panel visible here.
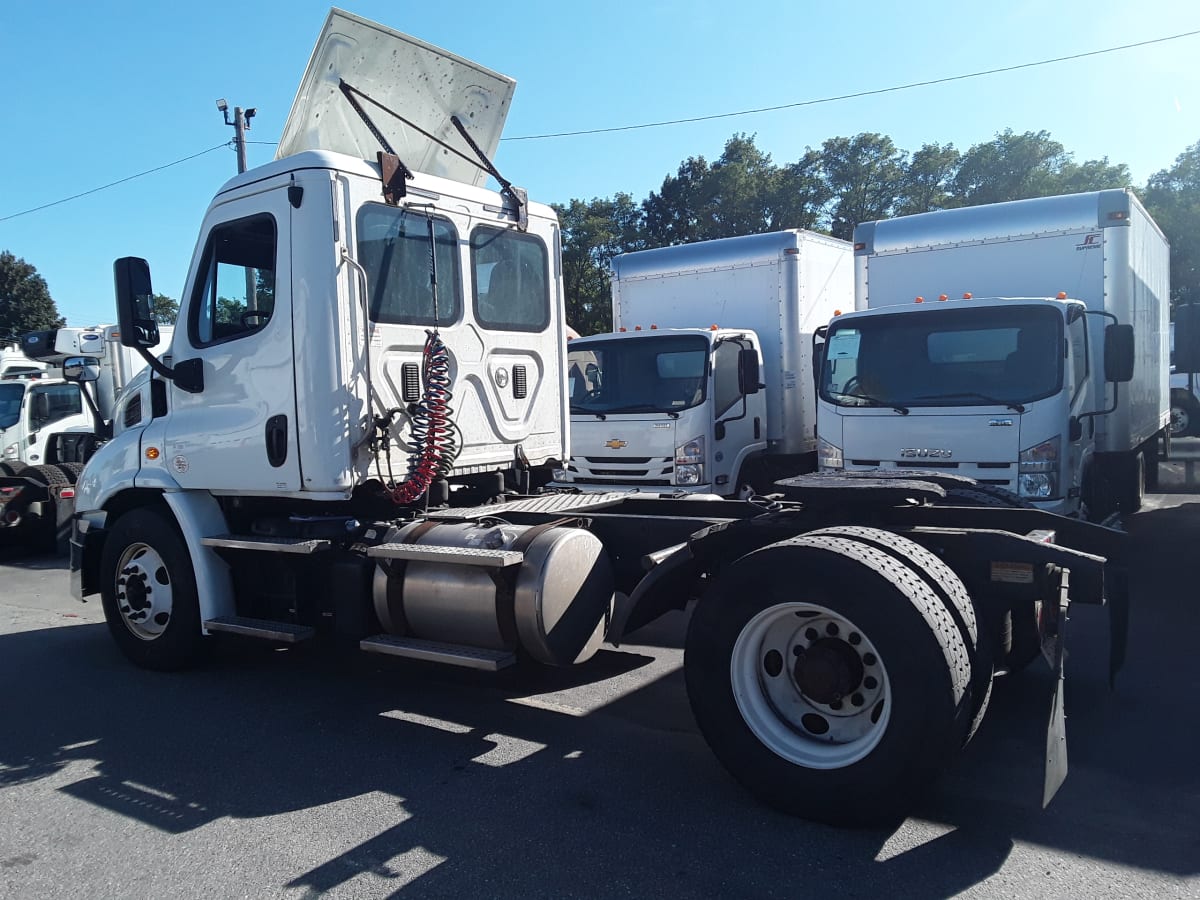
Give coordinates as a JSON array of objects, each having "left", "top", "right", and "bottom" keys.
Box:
[{"left": 277, "top": 9, "right": 515, "bottom": 187}]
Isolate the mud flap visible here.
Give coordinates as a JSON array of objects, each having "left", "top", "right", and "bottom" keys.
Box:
[
  {"left": 1042, "top": 567, "right": 1070, "bottom": 808},
  {"left": 1107, "top": 566, "right": 1130, "bottom": 688}
]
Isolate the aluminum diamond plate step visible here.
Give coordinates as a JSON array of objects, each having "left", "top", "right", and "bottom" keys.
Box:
[
  {"left": 425, "top": 491, "right": 631, "bottom": 520},
  {"left": 203, "top": 616, "right": 315, "bottom": 642},
  {"left": 359, "top": 634, "right": 516, "bottom": 670},
  {"left": 367, "top": 544, "right": 524, "bottom": 567}
]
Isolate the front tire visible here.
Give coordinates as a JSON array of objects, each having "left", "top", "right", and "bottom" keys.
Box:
[
  {"left": 99, "top": 508, "right": 206, "bottom": 671},
  {"left": 685, "top": 533, "right": 971, "bottom": 826}
]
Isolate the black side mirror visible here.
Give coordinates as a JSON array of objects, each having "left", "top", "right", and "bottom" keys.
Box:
[
  {"left": 1175, "top": 304, "right": 1200, "bottom": 374},
  {"left": 1104, "top": 323, "right": 1135, "bottom": 383},
  {"left": 114, "top": 257, "right": 161, "bottom": 348},
  {"left": 738, "top": 347, "right": 761, "bottom": 395},
  {"left": 62, "top": 356, "right": 101, "bottom": 383}
]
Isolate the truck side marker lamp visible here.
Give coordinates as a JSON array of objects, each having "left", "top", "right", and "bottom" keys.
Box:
[
  {"left": 914, "top": 296, "right": 924, "bottom": 303},
  {"left": 938, "top": 294, "right": 948, "bottom": 301},
  {"left": 1057, "top": 292, "right": 1068, "bottom": 299},
  {"left": 963, "top": 293, "right": 973, "bottom": 299},
  {"left": 145, "top": 447, "right": 160, "bottom": 460}
]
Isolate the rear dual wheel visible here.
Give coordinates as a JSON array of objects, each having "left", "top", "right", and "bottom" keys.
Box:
[{"left": 685, "top": 530, "right": 977, "bottom": 826}]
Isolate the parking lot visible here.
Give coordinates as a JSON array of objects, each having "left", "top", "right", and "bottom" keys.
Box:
[{"left": 1, "top": 454, "right": 1198, "bottom": 899}]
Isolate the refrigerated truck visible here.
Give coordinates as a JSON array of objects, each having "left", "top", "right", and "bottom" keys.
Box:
[
  {"left": 559, "top": 231, "right": 851, "bottom": 496},
  {"left": 67, "top": 10, "right": 1130, "bottom": 828},
  {"left": 817, "top": 189, "right": 1169, "bottom": 519}
]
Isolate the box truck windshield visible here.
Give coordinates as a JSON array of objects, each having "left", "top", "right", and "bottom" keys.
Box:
[
  {"left": 821, "top": 304, "right": 1064, "bottom": 410},
  {"left": 568, "top": 334, "right": 708, "bottom": 416},
  {"left": 0, "top": 382, "right": 22, "bottom": 429}
]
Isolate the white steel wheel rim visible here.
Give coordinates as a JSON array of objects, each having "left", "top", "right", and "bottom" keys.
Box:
[
  {"left": 731, "top": 602, "right": 891, "bottom": 769},
  {"left": 114, "top": 542, "right": 175, "bottom": 641}
]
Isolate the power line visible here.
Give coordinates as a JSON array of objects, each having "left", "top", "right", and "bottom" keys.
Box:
[
  {"left": 2, "top": 27, "right": 1196, "bottom": 224},
  {"left": 0, "top": 143, "right": 231, "bottom": 224},
  {"left": 503, "top": 28, "right": 1200, "bottom": 141}
]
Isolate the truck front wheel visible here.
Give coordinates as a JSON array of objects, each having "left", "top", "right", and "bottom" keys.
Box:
[
  {"left": 685, "top": 533, "right": 971, "bottom": 826},
  {"left": 99, "top": 508, "right": 206, "bottom": 671}
]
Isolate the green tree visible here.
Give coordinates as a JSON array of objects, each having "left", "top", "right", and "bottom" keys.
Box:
[
  {"left": 951, "top": 129, "right": 1068, "bottom": 206},
  {"left": 821, "top": 133, "right": 907, "bottom": 239},
  {"left": 554, "top": 193, "right": 643, "bottom": 335},
  {"left": 0, "top": 250, "right": 65, "bottom": 339},
  {"left": 1053, "top": 157, "right": 1131, "bottom": 195},
  {"left": 772, "top": 149, "right": 833, "bottom": 232},
  {"left": 151, "top": 293, "right": 179, "bottom": 325},
  {"left": 894, "top": 143, "right": 961, "bottom": 216},
  {"left": 1143, "top": 140, "right": 1200, "bottom": 308}
]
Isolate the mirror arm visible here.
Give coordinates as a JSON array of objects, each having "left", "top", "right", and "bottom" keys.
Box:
[
  {"left": 1077, "top": 381, "right": 1119, "bottom": 423},
  {"left": 134, "top": 345, "right": 176, "bottom": 381}
]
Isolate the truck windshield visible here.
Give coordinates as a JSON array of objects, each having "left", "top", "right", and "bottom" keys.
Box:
[
  {"left": 0, "top": 383, "right": 23, "bottom": 429},
  {"left": 821, "top": 305, "right": 1064, "bottom": 409},
  {"left": 568, "top": 335, "right": 708, "bottom": 415}
]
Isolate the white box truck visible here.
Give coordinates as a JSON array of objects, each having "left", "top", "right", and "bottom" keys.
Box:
[
  {"left": 67, "top": 11, "right": 1133, "bottom": 827},
  {"left": 817, "top": 189, "right": 1170, "bottom": 520},
  {"left": 558, "top": 231, "right": 852, "bottom": 496}
]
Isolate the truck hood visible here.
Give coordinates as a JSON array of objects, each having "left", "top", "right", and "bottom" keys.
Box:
[
  {"left": 277, "top": 8, "right": 515, "bottom": 187},
  {"left": 843, "top": 410, "right": 1022, "bottom": 463}
]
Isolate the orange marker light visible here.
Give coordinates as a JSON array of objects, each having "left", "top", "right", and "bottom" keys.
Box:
[
  {"left": 833, "top": 309, "right": 842, "bottom": 316},
  {"left": 145, "top": 447, "right": 160, "bottom": 460},
  {"left": 634, "top": 325, "right": 642, "bottom": 331},
  {"left": 1056, "top": 292, "right": 1068, "bottom": 299},
  {"left": 938, "top": 294, "right": 948, "bottom": 301},
  {"left": 710, "top": 324, "right": 719, "bottom": 330},
  {"left": 650, "top": 324, "right": 658, "bottom": 329},
  {"left": 915, "top": 296, "right": 924, "bottom": 304},
  {"left": 962, "top": 292, "right": 973, "bottom": 300},
  {"left": 619, "top": 327, "right": 627, "bottom": 332}
]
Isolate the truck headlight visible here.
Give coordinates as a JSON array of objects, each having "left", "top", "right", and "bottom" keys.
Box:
[
  {"left": 3, "top": 442, "right": 17, "bottom": 460},
  {"left": 1019, "top": 437, "right": 1060, "bottom": 498},
  {"left": 818, "top": 438, "right": 843, "bottom": 470},
  {"left": 675, "top": 436, "right": 705, "bottom": 486}
]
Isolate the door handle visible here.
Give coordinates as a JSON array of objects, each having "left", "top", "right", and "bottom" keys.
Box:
[{"left": 265, "top": 414, "right": 288, "bottom": 468}]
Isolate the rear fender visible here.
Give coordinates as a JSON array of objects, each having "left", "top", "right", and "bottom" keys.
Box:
[{"left": 609, "top": 543, "right": 702, "bottom": 645}]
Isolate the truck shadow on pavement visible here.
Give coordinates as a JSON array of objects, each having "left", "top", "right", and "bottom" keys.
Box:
[{"left": 2, "top": 503, "right": 1197, "bottom": 896}]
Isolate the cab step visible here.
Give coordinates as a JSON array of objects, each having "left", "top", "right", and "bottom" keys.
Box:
[
  {"left": 203, "top": 616, "right": 316, "bottom": 642},
  {"left": 359, "top": 634, "right": 516, "bottom": 671},
  {"left": 367, "top": 543, "right": 523, "bottom": 567}
]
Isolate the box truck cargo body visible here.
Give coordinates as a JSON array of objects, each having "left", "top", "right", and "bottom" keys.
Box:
[
  {"left": 559, "top": 230, "right": 851, "bottom": 496},
  {"left": 818, "top": 189, "right": 1169, "bottom": 517}
]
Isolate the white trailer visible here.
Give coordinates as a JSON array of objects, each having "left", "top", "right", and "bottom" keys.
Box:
[
  {"left": 68, "top": 10, "right": 1131, "bottom": 828},
  {"left": 560, "top": 231, "right": 851, "bottom": 496},
  {"left": 818, "top": 189, "right": 1170, "bottom": 519}
]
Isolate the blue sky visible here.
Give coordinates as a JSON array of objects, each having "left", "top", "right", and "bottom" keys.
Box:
[{"left": 1, "top": 0, "right": 1197, "bottom": 326}]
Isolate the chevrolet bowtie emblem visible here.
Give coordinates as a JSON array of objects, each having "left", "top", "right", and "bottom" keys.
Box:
[{"left": 605, "top": 439, "right": 627, "bottom": 450}]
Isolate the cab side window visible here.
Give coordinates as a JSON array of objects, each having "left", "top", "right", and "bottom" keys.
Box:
[
  {"left": 190, "top": 214, "right": 277, "bottom": 347},
  {"left": 29, "top": 383, "right": 82, "bottom": 429}
]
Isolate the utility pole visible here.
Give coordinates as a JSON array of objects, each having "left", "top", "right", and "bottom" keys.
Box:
[
  {"left": 216, "top": 98, "right": 256, "bottom": 173},
  {"left": 216, "top": 99, "right": 259, "bottom": 309}
]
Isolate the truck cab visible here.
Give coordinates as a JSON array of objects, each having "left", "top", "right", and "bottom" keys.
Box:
[
  {"left": 558, "top": 327, "right": 764, "bottom": 496},
  {"left": 0, "top": 375, "right": 92, "bottom": 468},
  {"left": 818, "top": 297, "right": 1099, "bottom": 514}
]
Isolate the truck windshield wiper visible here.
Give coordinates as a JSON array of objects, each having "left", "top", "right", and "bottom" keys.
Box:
[
  {"left": 569, "top": 405, "right": 606, "bottom": 420},
  {"left": 833, "top": 392, "right": 909, "bottom": 415},
  {"left": 595, "top": 404, "right": 681, "bottom": 419},
  {"left": 914, "top": 392, "right": 1025, "bottom": 413}
]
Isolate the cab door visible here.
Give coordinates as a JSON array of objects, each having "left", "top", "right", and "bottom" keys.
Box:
[{"left": 163, "top": 187, "right": 300, "bottom": 492}]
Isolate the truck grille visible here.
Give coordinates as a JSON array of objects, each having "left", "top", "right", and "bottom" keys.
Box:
[{"left": 568, "top": 455, "right": 674, "bottom": 486}]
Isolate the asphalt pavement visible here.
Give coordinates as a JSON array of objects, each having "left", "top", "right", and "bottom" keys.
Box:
[{"left": 1, "top": 457, "right": 1198, "bottom": 899}]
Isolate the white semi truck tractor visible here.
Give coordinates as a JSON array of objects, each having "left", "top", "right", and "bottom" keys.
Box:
[{"left": 70, "top": 9, "right": 1130, "bottom": 827}]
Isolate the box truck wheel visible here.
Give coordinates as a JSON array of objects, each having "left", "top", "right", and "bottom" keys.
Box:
[
  {"left": 99, "top": 508, "right": 206, "bottom": 671},
  {"left": 684, "top": 533, "right": 970, "bottom": 826},
  {"left": 1170, "top": 389, "right": 1198, "bottom": 437},
  {"left": 806, "top": 526, "right": 992, "bottom": 745}
]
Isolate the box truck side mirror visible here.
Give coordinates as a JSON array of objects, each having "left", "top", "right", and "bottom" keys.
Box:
[
  {"left": 1174, "top": 304, "right": 1200, "bottom": 373},
  {"left": 1104, "top": 323, "right": 1135, "bottom": 383},
  {"left": 738, "top": 347, "right": 761, "bottom": 395}
]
